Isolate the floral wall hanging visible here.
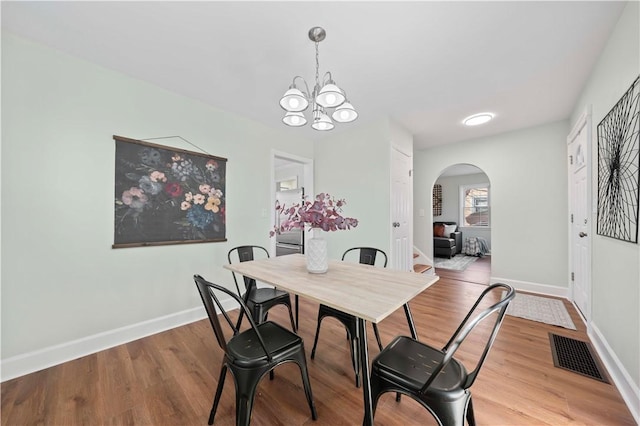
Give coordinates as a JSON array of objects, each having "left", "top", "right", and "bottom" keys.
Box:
[
  {"left": 113, "top": 135, "right": 227, "bottom": 248},
  {"left": 596, "top": 75, "right": 639, "bottom": 244}
]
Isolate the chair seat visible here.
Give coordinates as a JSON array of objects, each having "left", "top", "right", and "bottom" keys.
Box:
[
  {"left": 373, "top": 336, "right": 467, "bottom": 397},
  {"left": 227, "top": 321, "right": 302, "bottom": 368},
  {"left": 248, "top": 287, "right": 290, "bottom": 305},
  {"left": 433, "top": 237, "right": 456, "bottom": 248}
]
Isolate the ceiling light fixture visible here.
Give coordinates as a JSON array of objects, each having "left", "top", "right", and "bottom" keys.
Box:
[
  {"left": 280, "top": 27, "right": 358, "bottom": 131},
  {"left": 463, "top": 112, "right": 494, "bottom": 126}
]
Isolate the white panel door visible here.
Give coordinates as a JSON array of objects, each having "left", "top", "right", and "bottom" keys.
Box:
[
  {"left": 391, "top": 148, "right": 413, "bottom": 271},
  {"left": 569, "top": 118, "right": 591, "bottom": 321}
]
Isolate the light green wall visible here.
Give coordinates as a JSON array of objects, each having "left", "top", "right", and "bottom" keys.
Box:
[
  {"left": 569, "top": 1, "right": 639, "bottom": 390},
  {"left": 314, "top": 119, "right": 392, "bottom": 259},
  {"left": 0, "top": 34, "right": 314, "bottom": 359},
  {"left": 414, "top": 120, "right": 570, "bottom": 287}
]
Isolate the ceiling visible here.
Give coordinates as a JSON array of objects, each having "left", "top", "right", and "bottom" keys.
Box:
[{"left": 2, "top": 1, "right": 627, "bottom": 150}]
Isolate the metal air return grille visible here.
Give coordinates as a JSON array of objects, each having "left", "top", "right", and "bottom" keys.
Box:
[{"left": 549, "top": 333, "right": 609, "bottom": 383}]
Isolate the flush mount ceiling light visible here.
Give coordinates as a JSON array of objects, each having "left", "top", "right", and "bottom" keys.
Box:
[
  {"left": 280, "top": 27, "right": 358, "bottom": 131},
  {"left": 463, "top": 112, "right": 494, "bottom": 126}
]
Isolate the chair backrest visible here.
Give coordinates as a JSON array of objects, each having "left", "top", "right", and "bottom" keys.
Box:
[
  {"left": 342, "top": 247, "right": 388, "bottom": 268},
  {"left": 193, "top": 274, "right": 272, "bottom": 361},
  {"left": 420, "top": 283, "right": 515, "bottom": 393},
  {"left": 227, "top": 245, "right": 269, "bottom": 296}
]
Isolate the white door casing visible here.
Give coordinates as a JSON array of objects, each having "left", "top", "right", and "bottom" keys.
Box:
[
  {"left": 568, "top": 111, "right": 592, "bottom": 322},
  {"left": 391, "top": 148, "right": 413, "bottom": 271}
]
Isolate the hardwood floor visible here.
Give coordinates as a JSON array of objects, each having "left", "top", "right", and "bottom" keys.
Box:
[{"left": 2, "top": 256, "right": 635, "bottom": 425}]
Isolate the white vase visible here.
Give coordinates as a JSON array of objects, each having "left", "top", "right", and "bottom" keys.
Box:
[{"left": 306, "top": 234, "right": 328, "bottom": 274}]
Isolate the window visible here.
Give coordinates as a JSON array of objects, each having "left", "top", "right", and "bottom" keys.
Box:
[{"left": 460, "top": 183, "right": 490, "bottom": 227}]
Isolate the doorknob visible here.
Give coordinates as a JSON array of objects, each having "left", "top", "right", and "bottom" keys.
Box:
[
  {"left": 579, "top": 232, "right": 588, "bottom": 238},
  {"left": 392, "top": 222, "right": 400, "bottom": 227}
]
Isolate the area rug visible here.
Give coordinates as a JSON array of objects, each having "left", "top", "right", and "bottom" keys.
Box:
[
  {"left": 434, "top": 255, "right": 478, "bottom": 271},
  {"left": 506, "top": 293, "right": 576, "bottom": 330}
]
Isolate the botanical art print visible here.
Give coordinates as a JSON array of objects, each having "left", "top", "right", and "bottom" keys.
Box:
[
  {"left": 113, "top": 135, "right": 227, "bottom": 248},
  {"left": 596, "top": 75, "right": 639, "bottom": 243}
]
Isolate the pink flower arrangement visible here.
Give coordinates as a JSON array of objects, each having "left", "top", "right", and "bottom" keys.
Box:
[{"left": 270, "top": 192, "right": 359, "bottom": 236}]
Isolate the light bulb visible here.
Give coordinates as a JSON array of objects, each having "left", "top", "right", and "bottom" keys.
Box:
[
  {"left": 339, "top": 110, "right": 350, "bottom": 120},
  {"left": 290, "top": 115, "right": 300, "bottom": 125},
  {"left": 325, "top": 94, "right": 336, "bottom": 105},
  {"left": 289, "top": 98, "right": 299, "bottom": 109}
]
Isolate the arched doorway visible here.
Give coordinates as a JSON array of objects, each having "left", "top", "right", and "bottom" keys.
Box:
[{"left": 432, "top": 163, "right": 491, "bottom": 283}]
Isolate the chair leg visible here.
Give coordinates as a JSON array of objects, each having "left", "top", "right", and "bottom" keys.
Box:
[
  {"left": 466, "top": 396, "right": 475, "bottom": 426},
  {"left": 254, "top": 305, "right": 266, "bottom": 325},
  {"left": 287, "top": 303, "right": 297, "bottom": 332},
  {"left": 295, "top": 353, "right": 318, "bottom": 420},
  {"left": 428, "top": 396, "right": 469, "bottom": 426},
  {"left": 236, "top": 395, "right": 251, "bottom": 426},
  {"left": 234, "top": 370, "right": 263, "bottom": 426},
  {"left": 310, "top": 315, "right": 324, "bottom": 359},
  {"left": 234, "top": 308, "right": 246, "bottom": 330},
  {"left": 209, "top": 365, "right": 227, "bottom": 425},
  {"left": 350, "top": 336, "right": 361, "bottom": 388},
  {"left": 372, "top": 323, "right": 383, "bottom": 351}
]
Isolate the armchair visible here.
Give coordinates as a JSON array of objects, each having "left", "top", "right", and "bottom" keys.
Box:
[{"left": 433, "top": 222, "right": 462, "bottom": 258}]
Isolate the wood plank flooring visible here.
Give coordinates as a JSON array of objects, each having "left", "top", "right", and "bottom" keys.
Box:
[{"left": 2, "top": 255, "right": 635, "bottom": 425}]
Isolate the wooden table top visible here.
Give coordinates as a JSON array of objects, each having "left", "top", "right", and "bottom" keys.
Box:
[{"left": 224, "top": 254, "right": 439, "bottom": 323}]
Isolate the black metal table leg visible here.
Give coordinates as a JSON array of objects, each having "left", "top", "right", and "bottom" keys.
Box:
[
  {"left": 357, "top": 318, "right": 374, "bottom": 426},
  {"left": 295, "top": 294, "right": 299, "bottom": 330}
]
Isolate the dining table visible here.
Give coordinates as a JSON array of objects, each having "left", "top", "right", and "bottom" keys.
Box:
[{"left": 223, "top": 253, "right": 439, "bottom": 425}]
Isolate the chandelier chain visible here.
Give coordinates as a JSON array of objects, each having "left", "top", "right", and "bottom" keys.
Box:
[{"left": 315, "top": 41, "right": 320, "bottom": 94}]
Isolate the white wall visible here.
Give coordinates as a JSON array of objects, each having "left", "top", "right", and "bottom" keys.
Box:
[
  {"left": 0, "top": 34, "right": 314, "bottom": 379},
  {"left": 314, "top": 119, "right": 392, "bottom": 260},
  {"left": 569, "top": 1, "right": 639, "bottom": 414},
  {"left": 414, "top": 120, "right": 570, "bottom": 292}
]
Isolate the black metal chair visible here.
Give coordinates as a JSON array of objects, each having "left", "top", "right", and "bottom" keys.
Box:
[
  {"left": 193, "top": 274, "right": 318, "bottom": 426},
  {"left": 310, "top": 247, "right": 387, "bottom": 387},
  {"left": 228, "top": 245, "right": 296, "bottom": 332},
  {"left": 370, "top": 283, "right": 516, "bottom": 426}
]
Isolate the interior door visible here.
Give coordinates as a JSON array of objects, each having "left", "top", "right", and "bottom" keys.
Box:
[
  {"left": 568, "top": 116, "right": 591, "bottom": 321},
  {"left": 391, "top": 148, "right": 413, "bottom": 271}
]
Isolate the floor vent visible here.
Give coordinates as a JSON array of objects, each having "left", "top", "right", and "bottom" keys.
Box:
[{"left": 549, "top": 333, "right": 609, "bottom": 383}]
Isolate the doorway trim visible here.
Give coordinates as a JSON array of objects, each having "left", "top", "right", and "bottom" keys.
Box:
[
  {"left": 430, "top": 163, "right": 492, "bottom": 278},
  {"left": 567, "top": 107, "right": 593, "bottom": 324}
]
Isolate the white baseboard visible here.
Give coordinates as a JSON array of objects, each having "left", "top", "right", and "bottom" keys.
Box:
[
  {"left": 490, "top": 276, "right": 569, "bottom": 298},
  {"left": 589, "top": 322, "right": 640, "bottom": 424},
  {"left": 1, "top": 298, "right": 234, "bottom": 382}
]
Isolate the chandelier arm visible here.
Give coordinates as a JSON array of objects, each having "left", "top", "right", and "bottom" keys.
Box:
[
  {"left": 292, "top": 76, "right": 312, "bottom": 100},
  {"left": 322, "top": 71, "right": 334, "bottom": 85}
]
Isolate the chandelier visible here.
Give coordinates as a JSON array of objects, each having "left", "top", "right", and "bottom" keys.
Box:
[{"left": 280, "top": 27, "right": 358, "bottom": 131}]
